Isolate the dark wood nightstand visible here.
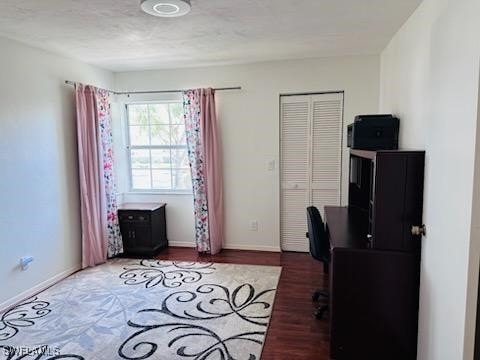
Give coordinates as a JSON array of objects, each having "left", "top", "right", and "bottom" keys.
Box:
[{"left": 118, "top": 203, "right": 168, "bottom": 257}]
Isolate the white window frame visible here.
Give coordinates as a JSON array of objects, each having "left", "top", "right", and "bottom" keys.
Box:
[{"left": 125, "top": 100, "right": 192, "bottom": 194}]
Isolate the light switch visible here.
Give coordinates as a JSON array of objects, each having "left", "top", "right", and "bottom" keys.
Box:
[{"left": 267, "top": 160, "right": 276, "bottom": 171}]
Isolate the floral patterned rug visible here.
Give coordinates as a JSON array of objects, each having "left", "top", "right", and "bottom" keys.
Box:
[{"left": 0, "top": 259, "right": 281, "bottom": 360}]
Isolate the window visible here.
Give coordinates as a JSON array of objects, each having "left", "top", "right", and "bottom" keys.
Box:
[{"left": 126, "top": 102, "right": 192, "bottom": 192}]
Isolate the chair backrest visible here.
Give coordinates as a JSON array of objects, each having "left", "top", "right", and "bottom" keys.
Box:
[{"left": 306, "top": 206, "right": 330, "bottom": 263}]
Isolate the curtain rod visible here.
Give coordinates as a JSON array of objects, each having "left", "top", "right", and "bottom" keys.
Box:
[{"left": 64, "top": 80, "right": 241, "bottom": 95}]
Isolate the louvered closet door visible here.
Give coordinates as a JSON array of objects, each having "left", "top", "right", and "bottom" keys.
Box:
[
  {"left": 280, "top": 93, "right": 343, "bottom": 252},
  {"left": 310, "top": 93, "right": 343, "bottom": 219},
  {"left": 280, "top": 96, "right": 310, "bottom": 252}
]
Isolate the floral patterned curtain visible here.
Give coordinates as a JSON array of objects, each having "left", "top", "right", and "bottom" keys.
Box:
[
  {"left": 183, "top": 90, "right": 211, "bottom": 252},
  {"left": 96, "top": 89, "right": 123, "bottom": 257},
  {"left": 183, "top": 89, "right": 224, "bottom": 254}
]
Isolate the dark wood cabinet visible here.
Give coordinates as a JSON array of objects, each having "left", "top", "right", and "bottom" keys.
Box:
[
  {"left": 327, "top": 149, "right": 425, "bottom": 360},
  {"left": 118, "top": 203, "right": 168, "bottom": 257},
  {"left": 329, "top": 245, "right": 420, "bottom": 360},
  {"left": 349, "top": 149, "right": 425, "bottom": 252}
]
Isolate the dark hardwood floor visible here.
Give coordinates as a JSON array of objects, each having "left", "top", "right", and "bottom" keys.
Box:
[{"left": 156, "top": 247, "right": 330, "bottom": 360}]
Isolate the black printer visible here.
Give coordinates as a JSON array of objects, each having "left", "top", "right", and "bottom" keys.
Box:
[{"left": 347, "top": 114, "right": 399, "bottom": 150}]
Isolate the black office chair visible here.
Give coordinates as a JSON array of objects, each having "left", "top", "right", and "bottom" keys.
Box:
[{"left": 306, "top": 206, "right": 330, "bottom": 319}]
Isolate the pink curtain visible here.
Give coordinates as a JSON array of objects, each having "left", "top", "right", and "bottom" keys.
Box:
[
  {"left": 200, "top": 89, "right": 224, "bottom": 255},
  {"left": 75, "top": 84, "right": 122, "bottom": 268},
  {"left": 183, "top": 88, "right": 224, "bottom": 254}
]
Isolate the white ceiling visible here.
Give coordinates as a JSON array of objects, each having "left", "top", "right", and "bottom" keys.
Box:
[{"left": 0, "top": 0, "right": 422, "bottom": 72}]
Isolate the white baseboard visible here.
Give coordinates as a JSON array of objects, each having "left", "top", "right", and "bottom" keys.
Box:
[
  {"left": 223, "top": 243, "right": 282, "bottom": 252},
  {"left": 0, "top": 265, "right": 81, "bottom": 313},
  {"left": 169, "top": 241, "right": 195, "bottom": 248},
  {"left": 168, "top": 242, "right": 281, "bottom": 252}
]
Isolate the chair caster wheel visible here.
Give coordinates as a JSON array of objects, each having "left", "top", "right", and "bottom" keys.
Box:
[
  {"left": 312, "top": 291, "right": 328, "bottom": 302},
  {"left": 314, "top": 305, "right": 328, "bottom": 320},
  {"left": 314, "top": 309, "right": 324, "bottom": 320}
]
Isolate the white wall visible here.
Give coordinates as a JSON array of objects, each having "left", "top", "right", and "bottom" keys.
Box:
[
  {"left": 469, "top": 71, "right": 480, "bottom": 360},
  {"left": 0, "top": 37, "right": 114, "bottom": 308},
  {"left": 379, "top": 0, "right": 480, "bottom": 358},
  {"left": 114, "top": 56, "right": 380, "bottom": 251}
]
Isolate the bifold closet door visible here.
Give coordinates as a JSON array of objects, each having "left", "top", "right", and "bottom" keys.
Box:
[
  {"left": 280, "top": 93, "right": 343, "bottom": 252},
  {"left": 280, "top": 96, "right": 311, "bottom": 252},
  {"left": 310, "top": 93, "right": 343, "bottom": 219}
]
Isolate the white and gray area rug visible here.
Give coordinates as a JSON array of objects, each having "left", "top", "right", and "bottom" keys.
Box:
[{"left": 0, "top": 259, "right": 281, "bottom": 360}]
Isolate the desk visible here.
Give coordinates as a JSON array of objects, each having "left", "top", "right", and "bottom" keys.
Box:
[
  {"left": 325, "top": 206, "right": 420, "bottom": 360},
  {"left": 325, "top": 206, "right": 368, "bottom": 249}
]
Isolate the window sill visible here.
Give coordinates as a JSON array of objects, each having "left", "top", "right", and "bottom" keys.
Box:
[{"left": 124, "top": 191, "right": 193, "bottom": 196}]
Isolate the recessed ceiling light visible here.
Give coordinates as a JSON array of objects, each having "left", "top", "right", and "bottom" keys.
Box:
[{"left": 141, "top": 0, "right": 191, "bottom": 17}]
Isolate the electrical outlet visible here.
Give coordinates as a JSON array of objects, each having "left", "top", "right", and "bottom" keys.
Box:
[
  {"left": 20, "top": 256, "right": 34, "bottom": 270},
  {"left": 250, "top": 220, "right": 258, "bottom": 231}
]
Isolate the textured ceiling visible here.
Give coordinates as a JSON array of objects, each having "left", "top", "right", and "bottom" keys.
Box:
[{"left": 0, "top": 0, "right": 422, "bottom": 71}]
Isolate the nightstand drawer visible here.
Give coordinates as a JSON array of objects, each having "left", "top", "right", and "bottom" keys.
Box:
[{"left": 118, "top": 211, "right": 150, "bottom": 223}]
